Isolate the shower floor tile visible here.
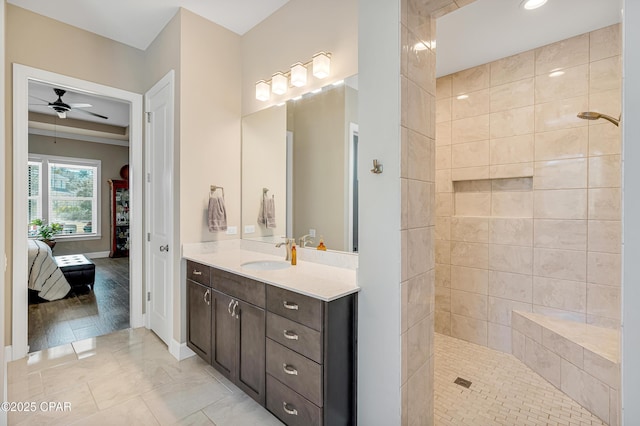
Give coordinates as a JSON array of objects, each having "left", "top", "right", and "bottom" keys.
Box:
[{"left": 435, "top": 333, "right": 607, "bottom": 426}]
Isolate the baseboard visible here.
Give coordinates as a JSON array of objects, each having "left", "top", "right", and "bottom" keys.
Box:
[
  {"left": 4, "top": 346, "right": 12, "bottom": 363},
  {"left": 169, "top": 339, "right": 196, "bottom": 361},
  {"left": 83, "top": 251, "right": 110, "bottom": 259}
]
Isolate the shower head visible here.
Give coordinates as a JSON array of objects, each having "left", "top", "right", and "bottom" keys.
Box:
[{"left": 577, "top": 111, "right": 620, "bottom": 127}]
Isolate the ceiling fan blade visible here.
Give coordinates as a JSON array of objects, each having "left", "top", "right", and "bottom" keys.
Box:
[
  {"left": 68, "top": 103, "right": 92, "bottom": 108},
  {"left": 57, "top": 111, "right": 66, "bottom": 119},
  {"left": 75, "top": 109, "right": 109, "bottom": 120}
]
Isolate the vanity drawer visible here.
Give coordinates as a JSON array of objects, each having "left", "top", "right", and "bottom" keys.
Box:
[
  {"left": 212, "top": 268, "right": 265, "bottom": 308},
  {"left": 187, "top": 261, "right": 210, "bottom": 286},
  {"left": 266, "top": 339, "right": 323, "bottom": 407},
  {"left": 267, "top": 286, "right": 323, "bottom": 331},
  {"left": 267, "top": 312, "right": 323, "bottom": 364},
  {"left": 267, "top": 374, "right": 322, "bottom": 426}
]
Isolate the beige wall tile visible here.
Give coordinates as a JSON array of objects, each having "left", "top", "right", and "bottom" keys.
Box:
[
  {"left": 489, "top": 270, "right": 532, "bottom": 303},
  {"left": 401, "top": 76, "right": 408, "bottom": 128},
  {"left": 535, "top": 64, "right": 589, "bottom": 104},
  {"left": 401, "top": 179, "right": 408, "bottom": 230},
  {"left": 407, "top": 316, "right": 430, "bottom": 378},
  {"left": 490, "top": 134, "right": 534, "bottom": 165},
  {"left": 436, "top": 75, "right": 452, "bottom": 99},
  {"left": 451, "top": 217, "right": 488, "bottom": 243},
  {"left": 512, "top": 329, "right": 526, "bottom": 360},
  {"left": 435, "top": 311, "right": 451, "bottom": 335},
  {"left": 490, "top": 163, "right": 534, "bottom": 179},
  {"left": 408, "top": 227, "right": 434, "bottom": 278},
  {"left": 525, "top": 338, "right": 562, "bottom": 388},
  {"left": 436, "top": 98, "right": 452, "bottom": 123},
  {"left": 401, "top": 24, "right": 408, "bottom": 78},
  {"left": 452, "top": 63, "right": 490, "bottom": 95},
  {"left": 588, "top": 220, "right": 621, "bottom": 254},
  {"left": 450, "top": 241, "right": 488, "bottom": 269},
  {"left": 436, "top": 170, "right": 453, "bottom": 193},
  {"left": 491, "top": 191, "right": 533, "bottom": 218},
  {"left": 451, "top": 265, "right": 488, "bottom": 294},
  {"left": 590, "top": 24, "right": 621, "bottom": 62},
  {"left": 454, "top": 192, "right": 490, "bottom": 216},
  {"left": 450, "top": 314, "right": 487, "bottom": 346},
  {"left": 561, "top": 359, "right": 610, "bottom": 423},
  {"left": 455, "top": 179, "right": 492, "bottom": 192},
  {"left": 533, "top": 189, "right": 587, "bottom": 219},
  {"left": 589, "top": 88, "right": 622, "bottom": 118},
  {"left": 590, "top": 56, "right": 622, "bottom": 93},
  {"left": 610, "top": 388, "right": 620, "bottom": 426},
  {"left": 584, "top": 350, "right": 620, "bottom": 389},
  {"left": 407, "top": 81, "right": 431, "bottom": 137},
  {"left": 436, "top": 121, "right": 451, "bottom": 146},
  {"left": 401, "top": 126, "right": 408, "bottom": 179},
  {"left": 490, "top": 51, "right": 535, "bottom": 86},
  {"left": 452, "top": 89, "right": 490, "bottom": 120},
  {"left": 489, "top": 244, "right": 533, "bottom": 275},
  {"left": 532, "top": 276, "right": 586, "bottom": 313},
  {"left": 408, "top": 32, "right": 435, "bottom": 95},
  {"left": 408, "top": 271, "right": 434, "bottom": 328},
  {"left": 488, "top": 323, "right": 512, "bottom": 353},
  {"left": 589, "top": 313, "right": 619, "bottom": 328},
  {"left": 587, "top": 284, "right": 621, "bottom": 321},
  {"left": 436, "top": 193, "right": 453, "bottom": 216},
  {"left": 490, "top": 78, "right": 534, "bottom": 112},
  {"left": 532, "top": 305, "right": 587, "bottom": 324},
  {"left": 402, "top": 282, "right": 408, "bottom": 334},
  {"left": 535, "top": 127, "right": 588, "bottom": 161},
  {"left": 435, "top": 217, "right": 451, "bottom": 241},
  {"left": 587, "top": 252, "right": 621, "bottom": 287},
  {"left": 489, "top": 297, "right": 533, "bottom": 327},
  {"left": 533, "top": 158, "right": 587, "bottom": 190},
  {"left": 533, "top": 248, "right": 587, "bottom": 281},
  {"left": 407, "top": 352, "right": 433, "bottom": 425},
  {"left": 435, "top": 263, "right": 451, "bottom": 288},
  {"left": 492, "top": 177, "right": 532, "bottom": 192},
  {"left": 451, "top": 114, "right": 490, "bottom": 144},
  {"left": 533, "top": 219, "right": 587, "bottom": 251},
  {"left": 534, "top": 33, "right": 589, "bottom": 75},
  {"left": 451, "top": 290, "right": 488, "bottom": 320},
  {"left": 542, "top": 328, "right": 584, "bottom": 368},
  {"left": 408, "top": 130, "right": 435, "bottom": 182},
  {"left": 589, "top": 155, "right": 621, "bottom": 188},
  {"left": 589, "top": 188, "right": 621, "bottom": 221},
  {"left": 489, "top": 218, "right": 533, "bottom": 246},
  {"left": 534, "top": 96, "right": 588, "bottom": 132},
  {"left": 436, "top": 240, "right": 451, "bottom": 265},
  {"left": 436, "top": 145, "right": 451, "bottom": 170},
  {"left": 490, "top": 106, "right": 534, "bottom": 138},
  {"left": 512, "top": 311, "right": 542, "bottom": 343},
  {"left": 402, "top": 230, "right": 408, "bottom": 282},
  {"left": 451, "top": 140, "right": 489, "bottom": 168},
  {"left": 451, "top": 166, "right": 489, "bottom": 181},
  {"left": 408, "top": 180, "right": 432, "bottom": 228},
  {"left": 588, "top": 122, "right": 621, "bottom": 156}
]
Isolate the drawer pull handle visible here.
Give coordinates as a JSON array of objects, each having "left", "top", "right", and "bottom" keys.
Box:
[
  {"left": 283, "top": 301, "right": 299, "bottom": 310},
  {"left": 283, "top": 402, "right": 298, "bottom": 416},
  {"left": 283, "top": 363, "right": 298, "bottom": 376},
  {"left": 193, "top": 270, "right": 202, "bottom": 276},
  {"left": 283, "top": 330, "right": 299, "bottom": 340},
  {"left": 228, "top": 299, "right": 234, "bottom": 315},
  {"left": 203, "top": 289, "right": 210, "bottom": 306}
]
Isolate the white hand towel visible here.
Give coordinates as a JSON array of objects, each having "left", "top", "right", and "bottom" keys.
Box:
[
  {"left": 208, "top": 194, "right": 227, "bottom": 232},
  {"left": 265, "top": 196, "right": 276, "bottom": 229}
]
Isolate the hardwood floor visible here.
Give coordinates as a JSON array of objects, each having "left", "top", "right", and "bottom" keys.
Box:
[{"left": 28, "top": 257, "right": 130, "bottom": 353}]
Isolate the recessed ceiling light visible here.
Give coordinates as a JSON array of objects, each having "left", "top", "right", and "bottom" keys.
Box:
[{"left": 522, "top": 0, "right": 547, "bottom": 10}]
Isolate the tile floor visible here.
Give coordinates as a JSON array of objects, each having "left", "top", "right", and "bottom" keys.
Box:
[
  {"left": 8, "top": 328, "right": 608, "bottom": 425},
  {"left": 435, "top": 333, "right": 606, "bottom": 426}
]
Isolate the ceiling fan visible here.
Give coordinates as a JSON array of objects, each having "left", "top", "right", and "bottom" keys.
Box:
[{"left": 30, "top": 88, "right": 109, "bottom": 120}]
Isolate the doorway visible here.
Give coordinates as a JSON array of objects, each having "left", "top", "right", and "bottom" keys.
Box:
[{"left": 12, "top": 65, "right": 144, "bottom": 360}]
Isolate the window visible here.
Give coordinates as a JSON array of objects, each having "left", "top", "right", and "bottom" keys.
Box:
[{"left": 28, "top": 154, "right": 101, "bottom": 239}]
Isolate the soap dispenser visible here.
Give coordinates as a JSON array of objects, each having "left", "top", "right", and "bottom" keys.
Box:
[
  {"left": 291, "top": 242, "right": 297, "bottom": 265},
  {"left": 317, "top": 236, "right": 327, "bottom": 251}
]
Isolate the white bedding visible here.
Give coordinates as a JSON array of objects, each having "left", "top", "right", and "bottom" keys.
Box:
[{"left": 28, "top": 239, "right": 71, "bottom": 301}]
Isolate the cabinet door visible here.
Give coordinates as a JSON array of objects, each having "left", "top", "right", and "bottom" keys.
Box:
[
  {"left": 236, "top": 300, "right": 266, "bottom": 405},
  {"left": 186, "top": 280, "right": 211, "bottom": 363},
  {"left": 211, "top": 289, "right": 237, "bottom": 380}
]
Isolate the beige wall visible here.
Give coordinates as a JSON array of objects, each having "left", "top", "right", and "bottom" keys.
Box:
[
  {"left": 434, "top": 25, "right": 622, "bottom": 352},
  {"left": 5, "top": 4, "right": 147, "bottom": 345},
  {"left": 241, "top": 105, "right": 287, "bottom": 240},
  {"left": 29, "top": 135, "right": 130, "bottom": 256},
  {"left": 241, "top": 0, "right": 358, "bottom": 116}
]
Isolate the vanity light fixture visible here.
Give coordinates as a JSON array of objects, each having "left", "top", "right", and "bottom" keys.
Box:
[
  {"left": 272, "top": 72, "right": 288, "bottom": 95},
  {"left": 254, "top": 51, "right": 332, "bottom": 101},
  {"left": 255, "top": 80, "right": 270, "bottom": 101},
  {"left": 522, "top": 0, "right": 547, "bottom": 10}
]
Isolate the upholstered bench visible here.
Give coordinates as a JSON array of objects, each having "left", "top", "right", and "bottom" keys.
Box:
[{"left": 54, "top": 254, "right": 96, "bottom": 291}]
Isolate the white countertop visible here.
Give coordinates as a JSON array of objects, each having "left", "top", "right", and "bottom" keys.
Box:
[{"left": 183, "top": 244, "right": 359, "bottom": 302}]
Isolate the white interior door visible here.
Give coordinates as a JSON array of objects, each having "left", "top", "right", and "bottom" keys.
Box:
[{"left": 145, "top": 71, "right": 174, "bottom": 345}]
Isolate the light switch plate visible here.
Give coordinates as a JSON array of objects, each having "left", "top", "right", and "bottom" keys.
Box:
[
  {"left": 309, "top": 229, "right": 316, "bottom": 237},
  {"left": 244, "top": 225, "right": 256, "bottom": 234},
  {"left": 226, "top": 226, "right": 237, "bottom": 235}
]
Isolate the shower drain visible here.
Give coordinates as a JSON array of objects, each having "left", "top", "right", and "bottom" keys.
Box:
[{"left": 454, "top": 377, "right": 472, "bottom": 388}]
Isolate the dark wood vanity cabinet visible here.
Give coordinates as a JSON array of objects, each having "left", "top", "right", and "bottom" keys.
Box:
[{"left": 185, "top": 260, "right": 357, "bottom": 426}]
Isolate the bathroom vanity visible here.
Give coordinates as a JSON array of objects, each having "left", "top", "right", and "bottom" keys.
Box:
[{"left": 184, "top": 247, "right": 358, "bottom": 426}]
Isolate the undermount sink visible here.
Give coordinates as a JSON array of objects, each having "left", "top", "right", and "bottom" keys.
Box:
[{"left": 241, "top": 260, "right": 291, "bottom": 271}]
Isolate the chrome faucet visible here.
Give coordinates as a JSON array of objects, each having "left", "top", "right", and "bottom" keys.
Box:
[
  {"left": 299, "top": 234, "right": 314, "bottom": 248},
  {"left": 276, "top": 238, "right": 294, "bottom": 260}
]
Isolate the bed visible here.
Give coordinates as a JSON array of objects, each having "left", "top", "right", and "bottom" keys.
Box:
[{"left": 27, "top": 239, "right": 71, "bottom": 301}]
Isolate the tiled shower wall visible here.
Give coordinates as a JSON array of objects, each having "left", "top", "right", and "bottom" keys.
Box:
[{"left": 434, "top": 24, "right": 622, "bottom": 353}]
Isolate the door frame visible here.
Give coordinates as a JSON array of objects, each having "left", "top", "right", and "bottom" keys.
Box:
[
  {"left": 144, "top": 70, "right": 175, "bottom": 350},
  {"left": 12, "top": 64, "right": 144, "bottom": 360}
]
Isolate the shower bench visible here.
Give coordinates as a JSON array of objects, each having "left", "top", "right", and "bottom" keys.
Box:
[{"left": 511, "top": 310, "right": 619, "bottom": 426}]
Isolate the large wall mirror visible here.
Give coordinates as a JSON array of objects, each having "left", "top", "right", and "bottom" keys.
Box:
[{"left": 241, "top": 75, "right": 359, "bottom": 253}]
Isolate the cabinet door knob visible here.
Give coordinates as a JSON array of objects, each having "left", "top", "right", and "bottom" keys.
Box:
[
  {"left": 193, "top": 270, "right": 202, "bottom": 276},
  {"left": 283, "top": 330, "right": 299, "bottom": 340},
  {"left": 283, "top": 301, "right": 299, "bottom": 311},
  {"left": 282, "top": 402, "right": 298, "bottom": 416},
  {"left": 282, "top": 363, "right": 298, "bottom": 376},
  {"left": 228, "top": 299, "right": 234, "bottom": 315}
]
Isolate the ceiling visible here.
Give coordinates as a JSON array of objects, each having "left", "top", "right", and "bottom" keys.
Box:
[
  {"left": 436, "top": 0, "right": 622, "bottom": 77},
  {"left": 8, "top": 0, "right": 290, "bottom": 50}
]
